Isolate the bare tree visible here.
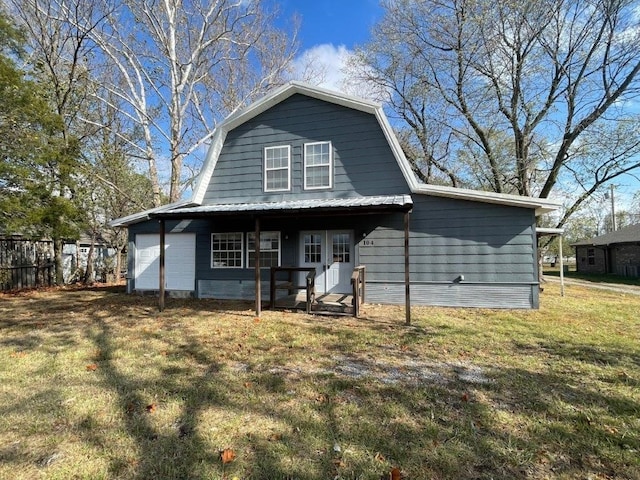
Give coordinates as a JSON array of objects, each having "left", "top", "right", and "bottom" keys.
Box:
[
  {"left": 352, "top": 0, "right": 640, "bottom": 230},
  {"left": 81, "top": 0, "right": 297, "bottom": 204}
]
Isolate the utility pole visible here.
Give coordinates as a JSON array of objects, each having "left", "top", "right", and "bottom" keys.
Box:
[
  {"left": 610, "top": 184, "right": 616, "bottom": 232},
  {"left": 605, "top": 185, "right": 616, "bottom": 232}
]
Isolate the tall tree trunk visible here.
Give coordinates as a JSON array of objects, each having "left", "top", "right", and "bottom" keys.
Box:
[
  {"left": 53, "top": 237, "right": 64, "bottom": 285},
  {"left": 83, "top": 238, "right": 95, "bottom": 284}
]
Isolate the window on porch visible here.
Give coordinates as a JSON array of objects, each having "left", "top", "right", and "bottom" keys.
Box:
[
  {"left": 587, "top": 248, "right": 595, "bottom": 265},
  {"left": 247, "top": 231, "right": 281, "bottom": 268},
  {"left": 211, "top": 232, "right": 243, "bottom": 268}
]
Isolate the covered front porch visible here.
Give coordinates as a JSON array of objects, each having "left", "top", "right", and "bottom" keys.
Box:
[{"left": 150, "top": 195, "right": 413, "bottom": 323}]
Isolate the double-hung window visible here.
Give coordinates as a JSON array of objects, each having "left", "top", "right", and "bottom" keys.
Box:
[
  {"left": 304, "top": 141, "right": 332, "bottom": 189},
  {"left": 211, "top": 233, "right": 243, "bottom": 268},
  {"left": 247, "top": 232, "right": 281, "bottom": 268},
  {"left": 264, "top": 145, "right": 291, "bottom": 192},
  {"left": 587, "top": 248, "right": 595, "bottom": 265}
]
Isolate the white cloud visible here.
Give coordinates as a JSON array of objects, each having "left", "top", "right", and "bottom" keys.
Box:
[
  {"left": 288, "top": 43, "right": 384, "bottom": 101},
  {"left": 289, "top": 43, "right": 352, "bottom": 90}
]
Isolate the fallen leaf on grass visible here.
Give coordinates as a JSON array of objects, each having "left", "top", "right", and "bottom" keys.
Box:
[
  {"left": 220, "top": 448, "right": 236, "bottom": 464},
  {"left": 461, "top": 393, "right": 469, "bottom": 402},
  {"left": 86, "top": 363, "right": 98, "bottom": 371},
  {"left": 146, "top": 403, "right": 157, "bottom": 413},
  {"left": 374, "top": 452, "right": 386, "bottom": 462},
  {"left": 390, "top": 467, "right": 402, "bottom": 480},
  {"left": 9, "top": 351, "right": 27, "bottom": 358}
]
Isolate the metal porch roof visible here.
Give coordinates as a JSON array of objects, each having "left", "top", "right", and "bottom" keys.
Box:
[{"left": 151, "top": 195, "right": 413, "bottom": 218}]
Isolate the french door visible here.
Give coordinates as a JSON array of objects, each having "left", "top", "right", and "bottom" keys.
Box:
[{"left": 300, "top": 230, "right": 354, "bottom": 294}]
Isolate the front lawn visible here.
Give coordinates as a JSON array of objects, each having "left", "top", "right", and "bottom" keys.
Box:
[{"left": 0, "top": 283, "right": 638, "bottom": 479}]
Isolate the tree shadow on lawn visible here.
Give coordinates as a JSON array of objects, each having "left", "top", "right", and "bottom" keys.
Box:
[
  {"left": 485, "top": 362, "right": 640, "bottom": 479},
  {"left": 85, "top": 315, "right": 229, "bottom": 480},
  {"left": 4, "top": 288, "right": 639, "bottom": 479},
  {"left": 535, "top": 338, "right": 640, "bottom": 370},
  {"left": 66, "top": 293, "right": 476, "bottom": 479}
]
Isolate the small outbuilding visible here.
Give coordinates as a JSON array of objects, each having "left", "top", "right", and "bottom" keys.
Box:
[{"left": 572, "top": 223, "right": 640, "bottom": 277}]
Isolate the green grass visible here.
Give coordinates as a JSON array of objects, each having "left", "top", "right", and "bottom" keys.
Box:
[
  {"left": 543, "top": 268, "right": 640, "bottom": 286},
  {"left": 0, "top": 283, "right": 639, "bottom": 479}
]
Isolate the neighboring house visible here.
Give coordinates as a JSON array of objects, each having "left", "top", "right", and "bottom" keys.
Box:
[
  {"left": 572, "top": 223, "right": 640, "bottom": 277},
  {"left": 109, "top": 82, "right": 559, "bottom": 310}
]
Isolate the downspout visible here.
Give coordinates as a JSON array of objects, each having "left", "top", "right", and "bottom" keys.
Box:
[
  {"left": 404, "top": 210, "right": 411, "bottom": 325},
  {"left": 559, "top": 235, "right": 564, "bottom": 297},
  {"left": 159, "top": 219, "right": 166, "bottom": 312}
]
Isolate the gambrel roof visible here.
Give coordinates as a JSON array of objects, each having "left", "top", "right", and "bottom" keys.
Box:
[{"left": 110, "top": 82, "right": 560, "bottom": 227}]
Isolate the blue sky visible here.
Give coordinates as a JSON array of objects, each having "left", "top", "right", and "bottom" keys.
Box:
[
  {"left": 277, "top": 0, "right": 383, "bottom": 50},
  {"left": 274, "top": 0, "right": 384, "bottom": 94}
]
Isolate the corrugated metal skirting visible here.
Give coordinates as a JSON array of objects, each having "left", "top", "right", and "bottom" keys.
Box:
[{"left": 366, "top": 282, "right": 535, "bottom": 309}]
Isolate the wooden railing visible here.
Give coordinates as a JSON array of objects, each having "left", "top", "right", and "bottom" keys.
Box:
[
  {"left": 269, "top": 266, "right": 316, "bottom": 313},
  {"left": 351, "top": 265, "right": 366, "bottom": 318},
  {"left": 305, "top": 269, "right": 316, "bottom": 314}
]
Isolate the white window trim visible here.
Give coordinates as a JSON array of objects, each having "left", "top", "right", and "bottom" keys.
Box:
[
  {"left": 264, "top": 145, "right": 291, "bottom": 192},
  {"left": 304, "top": 141, "right": 333, "bottom": 190},
  {"left": 211, "top": 232, "right": 244, "bottom": 269},
  {"left": 247, "top": 231, "right": 281, "bottom": 269}
]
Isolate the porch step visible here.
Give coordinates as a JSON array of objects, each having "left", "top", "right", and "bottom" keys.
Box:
[
  {"left": 311, "top": 305, "right": 354, "bottom": 315},
  {"left": 311, "top": 295, "right": 354, "bottom": 316}
]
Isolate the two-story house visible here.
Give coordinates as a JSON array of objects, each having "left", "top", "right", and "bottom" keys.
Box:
[{"left": 110, "top": 82, "right": 559, "bottom": 314}]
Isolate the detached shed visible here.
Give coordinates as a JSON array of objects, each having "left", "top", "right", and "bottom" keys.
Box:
[{"left": 572, "top": 223, "right": 640, "bottom": 277}]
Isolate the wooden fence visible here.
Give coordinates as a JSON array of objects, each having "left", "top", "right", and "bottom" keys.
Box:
[{"left": 0, "top": 238, "right": 55, "bottom": 291}]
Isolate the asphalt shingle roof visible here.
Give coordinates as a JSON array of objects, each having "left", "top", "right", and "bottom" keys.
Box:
[{"left": 572, "top": 223, "right": 640, "bottom": 246}]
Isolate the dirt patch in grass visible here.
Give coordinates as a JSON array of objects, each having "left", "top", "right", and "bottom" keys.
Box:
[{"left": 0, "top": 282, "right": 639, "bottom": 479}]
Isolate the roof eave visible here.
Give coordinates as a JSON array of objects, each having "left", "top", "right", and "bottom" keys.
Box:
[
  {"left": 108, "top": 200, "right": 194, "bottom": 227},
  {"left": 413, "top": 184, "right": 561, "bottom": 215}
]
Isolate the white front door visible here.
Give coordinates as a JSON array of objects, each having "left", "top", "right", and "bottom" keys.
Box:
[
  {"left": 135, "top": 233, "right": 195, "bottom": 290},
  {"left": 300, "top": 231, "right": 354, "bottom": 294}
]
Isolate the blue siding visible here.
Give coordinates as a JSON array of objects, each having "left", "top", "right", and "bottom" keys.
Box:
[
  {"left": 126, "top": 195, "right": 540, "bottom": 308},
  {"left": 357, "top": 195, "right": 539, "bottom": 308},
  {"left": 203, "top": 94, "right": 411, "bottom": 204}
]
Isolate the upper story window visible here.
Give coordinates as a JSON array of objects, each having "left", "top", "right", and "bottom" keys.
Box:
[
  {"left": 304, "top": 141, "right": 332, "bottom": 190},
  {"left": 264, "top": 145, "right": 291, "bottom": 192}
]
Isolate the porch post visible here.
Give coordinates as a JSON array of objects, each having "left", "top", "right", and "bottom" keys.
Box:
[
  {"left": 404, "top": 210, "right": 411, "bottom": 325},
  {"left": 254, "top": 216, "right": 261, "bottom": 317},
  {"left": 159, "top": 219, "right": 166, "bottom": 312}
]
